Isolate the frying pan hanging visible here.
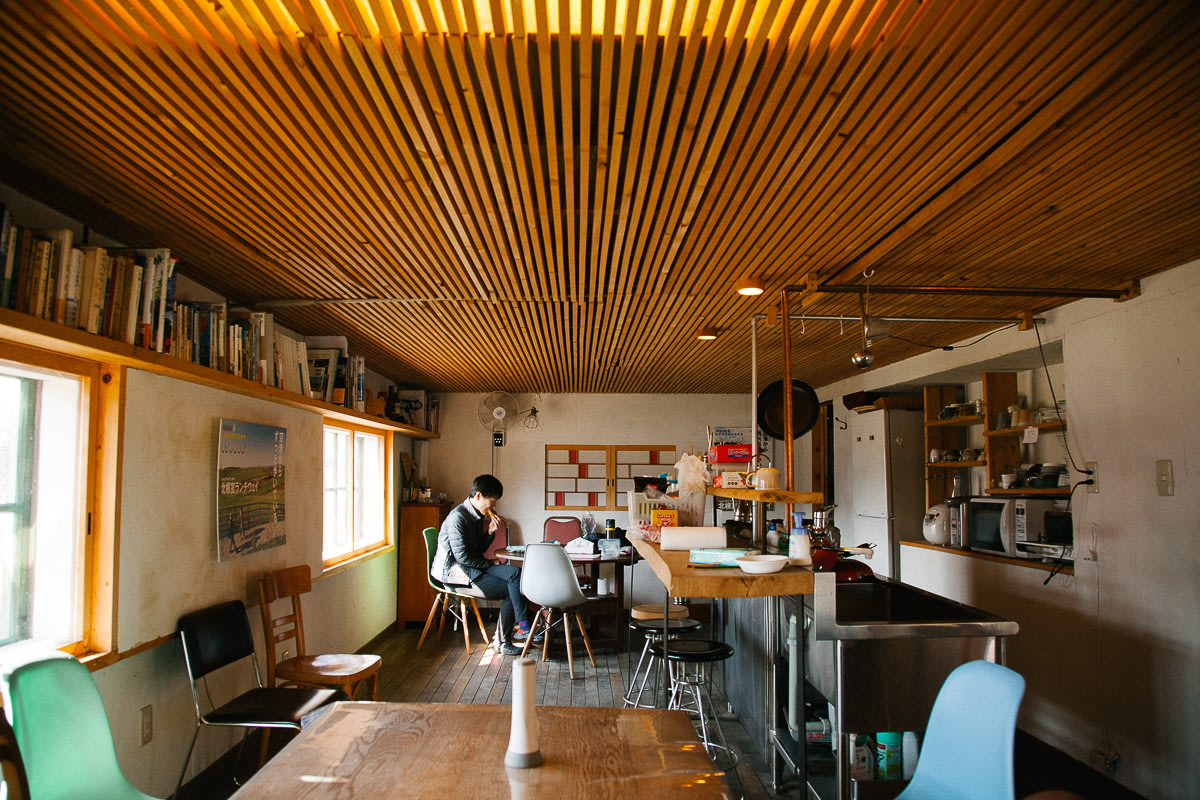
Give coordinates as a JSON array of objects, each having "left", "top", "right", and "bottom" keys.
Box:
[{"left": 757, "top": 379, "right": 820, "bottom": 440}]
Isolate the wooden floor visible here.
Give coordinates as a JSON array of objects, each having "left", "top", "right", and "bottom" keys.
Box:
[{"left": 183, "top": 620, "right": 784, "bottom": 799}]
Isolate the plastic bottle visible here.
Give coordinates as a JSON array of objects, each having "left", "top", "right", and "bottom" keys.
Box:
[
  {"left": 849, "top": 734, "right": 873, "bottom": 781},
  {"left": 902, "top": 731, "right": 920, "bottom": 780},
  {"left": 875, "top": 731, "right": 903, "bottom": 780},
  {"left": 766, "top": 522, "right": 780, "bottom": 550},
  {"left": 788, "top": 525, "right": 811, "bottom": 566}
]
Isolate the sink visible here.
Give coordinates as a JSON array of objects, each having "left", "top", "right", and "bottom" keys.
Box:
[
  {"left": 797, "top": 572, "right": 1019, "bottom": 736},
  {"left": 807, "top": 572, "right": 1018, "bottom": 640}
]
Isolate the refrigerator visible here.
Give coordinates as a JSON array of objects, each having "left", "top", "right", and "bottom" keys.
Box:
[{"left": 842, "top": 409, "right": 925, "bottom": 579}]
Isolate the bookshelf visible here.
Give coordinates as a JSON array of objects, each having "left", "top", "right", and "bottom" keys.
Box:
[{"left": 0, "top": 307, "right": 436, "bottom": 437}]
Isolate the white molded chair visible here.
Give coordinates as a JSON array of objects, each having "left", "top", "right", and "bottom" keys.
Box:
[
  {"left": 896, "top": 659, "right": 1026, "bottom": 800},
  {"left": 519, "top": 542, "right": 597, "bottom": 679}
]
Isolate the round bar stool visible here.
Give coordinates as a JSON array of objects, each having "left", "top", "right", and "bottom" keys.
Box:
[
  {"left": 648, "top": 638, "right": 738, "bottom": 770},
  {"left": 623, "top": 616, "right": 703, "bottom": 708},
  {"left": 630, "top": 602, "right": 690, "bottom": 620}
]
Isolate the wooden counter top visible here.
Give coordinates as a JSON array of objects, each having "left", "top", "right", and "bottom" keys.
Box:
[
  {"left": 631, "top": 537, "right": 814, "bottom": 598},
  {"left": 706, "top": 486, "right": 825, "bottom": 505}
]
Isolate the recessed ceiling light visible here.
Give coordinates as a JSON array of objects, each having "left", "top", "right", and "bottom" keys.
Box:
[{"left": 735, "top": 276, "right": 765, "bottom": 296}]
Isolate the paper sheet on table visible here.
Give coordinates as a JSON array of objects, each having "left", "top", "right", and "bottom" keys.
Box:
[{"left": 659, "top": 526, "right": 727, "bottom": 550}]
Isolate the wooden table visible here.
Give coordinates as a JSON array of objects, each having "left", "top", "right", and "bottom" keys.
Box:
[{"left": 230, "top": 701, "right": 734, "bottom": 799}]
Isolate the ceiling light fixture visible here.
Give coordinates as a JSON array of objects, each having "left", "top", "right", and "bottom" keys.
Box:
[
  {"left": 735, "top": 276, "right": 765, "bottom": 296},
  {"left": 695, "top": 326, "right": 720, "bottom": 340}
]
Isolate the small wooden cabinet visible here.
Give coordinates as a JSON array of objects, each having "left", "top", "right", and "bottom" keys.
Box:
[{"left": 396, "top": 502, "right": 452, "bottom": 628}]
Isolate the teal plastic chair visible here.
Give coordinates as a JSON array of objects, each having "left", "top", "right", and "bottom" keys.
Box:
[
  {"left": 896, "top": 659, "right": 1026, "bottom": 800},
  {"left": 0, "top": 647, "right": 161, "bottom": 800}
]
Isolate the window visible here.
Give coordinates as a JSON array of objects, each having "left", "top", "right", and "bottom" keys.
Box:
[
  {"left": 323, "top": 422, "right": 391, "bottom": 564},
  {"left": 0, "top": 349, "right": 96, "bottom": 652},
  {"left": 544, "top": 444, "right": 676, "bottom": 510}
]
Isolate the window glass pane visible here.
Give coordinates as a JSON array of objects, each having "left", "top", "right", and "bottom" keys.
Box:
[
  {"left": 0, "top": 364, "right": 85, "bottom": 647},
  {"left": 323, "top": 424, "right": 388, "bottom": 562},
  {"left": 323, "top": 427, "right": 351, "bottom": 560},
  {"left": 355, "top": 432, "right": 385, "bottom": 548}
]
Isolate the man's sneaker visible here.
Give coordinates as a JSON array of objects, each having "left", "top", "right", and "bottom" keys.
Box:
[
  {"left": 512, "top": 621, "right": 543, "bottom": 645},
  {"left": 492, "top": 638, "right": 520, "bottom": 657}
]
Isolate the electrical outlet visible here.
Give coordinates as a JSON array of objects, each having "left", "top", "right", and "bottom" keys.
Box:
[
  {"left": 1085, "top": 461, "right": 1099, "bottom": 493},
  {"left": 139, "top": 704, "right": 153, "bottom": 746}
]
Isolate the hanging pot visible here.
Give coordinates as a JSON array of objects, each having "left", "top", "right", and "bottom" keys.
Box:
[{"left": 757, "top": 379, "right": 820, "bottom": 440}]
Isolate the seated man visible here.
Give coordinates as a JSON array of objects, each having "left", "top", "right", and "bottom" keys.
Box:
[{"left": 432, "top": 474, "right": 533, "bottom": 655}]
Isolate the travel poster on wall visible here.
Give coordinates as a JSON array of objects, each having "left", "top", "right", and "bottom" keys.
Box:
[{"left": 217, "top": 419, "right": 287, "bottom": 561}]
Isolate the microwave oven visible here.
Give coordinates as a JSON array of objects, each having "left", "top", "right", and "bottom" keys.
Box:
[{"left": 962, "top": 497, "right": 1064, "bottom": 558}]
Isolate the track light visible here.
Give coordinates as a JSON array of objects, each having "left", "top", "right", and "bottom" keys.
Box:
[
  {"left": 695, "top": 326, "right": 720, "bottom": 340},
  {"left": 735, "top": 276, "right": 765, "bottom": 296}
]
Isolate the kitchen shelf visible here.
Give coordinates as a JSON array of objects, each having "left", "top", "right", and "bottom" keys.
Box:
[
  {"left": 0, "top": 307, "right": 436, "bottom": 437},
  {"left": 985, "top": 487, "right": 1071, "bottom": 497},
  {"left": 926, "top": 460, "right": 985, "bottom": 468},
  {"left": 925, "top": 414, "right": 984, "bottom": 428},
  {"left": 707, "top": 486, "right": 825, "bottom": 505},
  {"left": 984, "top": 420, "right": 1067, "bottom": 436}
]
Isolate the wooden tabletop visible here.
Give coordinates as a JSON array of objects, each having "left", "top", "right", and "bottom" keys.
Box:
[
  {"left": 630, "top": 537, "right": 814, "bottom": 598},
  {"left": 230, "top": 701, "right": 732, "bottom": 799}
]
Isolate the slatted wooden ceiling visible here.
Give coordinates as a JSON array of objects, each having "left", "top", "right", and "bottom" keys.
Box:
[{"left": 0, "top": 1, "right": 1197, "bottom": 394}]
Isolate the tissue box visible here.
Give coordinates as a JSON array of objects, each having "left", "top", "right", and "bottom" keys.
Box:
[
  {"left": 720, "top": 471, "right": 747, "bottom": 488},
  {"left": 688, "top": 547, "right": 756, "bottom": 566},
  {"left": 650, "top": 509, "right": 679, "bottom": 527},
  {"left": 709, "top": 444, "right": 753, "bottom": 463}
]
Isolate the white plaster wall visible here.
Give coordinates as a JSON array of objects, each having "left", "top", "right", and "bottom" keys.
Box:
[
  {"left": 94, "top": 370, "right": 397, "bottom": 796},
  {"left": 875, "top": 262, "right": 1200, "bottom": 800}
]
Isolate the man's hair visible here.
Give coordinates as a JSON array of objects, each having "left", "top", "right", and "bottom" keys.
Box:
[{"left": 471, "top": 474, "right": 503, "bottom": 500}]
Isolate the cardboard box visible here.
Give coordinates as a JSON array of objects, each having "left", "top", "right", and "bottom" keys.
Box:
[
  {"left": 709, "top": 444, "right": 753, "bottom": 463},
  {"left": 650, "top": 509, "right": 679, "bottom": 527}
]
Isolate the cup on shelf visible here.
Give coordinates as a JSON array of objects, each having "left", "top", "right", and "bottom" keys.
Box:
[
  {"left": 995, "top": 411, "right": 1011, "bottom": 429},
  {"left": 1001, "top": 473, "right": 1017, "bottom": 489}
]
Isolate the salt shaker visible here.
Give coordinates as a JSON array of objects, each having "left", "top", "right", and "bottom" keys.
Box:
[{"left": 504, "top": 658, "right": 542, "bottom": 768}]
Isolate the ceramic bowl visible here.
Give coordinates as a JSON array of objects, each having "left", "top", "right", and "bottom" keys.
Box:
[{"left": 735, "top": 554, "right": 789, "bottom": 574}]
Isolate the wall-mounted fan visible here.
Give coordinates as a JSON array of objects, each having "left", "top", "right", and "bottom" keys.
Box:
[
  {"left": 478, "top": 392, "right": 540, "bottom": 446},
  {"left": 478, "top": 391, "right": 520, "bottom": 432}
]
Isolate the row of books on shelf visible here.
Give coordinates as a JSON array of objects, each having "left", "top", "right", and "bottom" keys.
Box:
[
  {"left": 170, "top": 304, "right": 368, "bottom": 409},
  {"left": 0, "top": 205, "right": 371, "bottom": 412},
  {"left": 0, "top": 206, "right": 176, "bottom": 350}
]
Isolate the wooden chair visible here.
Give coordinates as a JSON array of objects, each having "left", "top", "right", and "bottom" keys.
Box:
[
  {"left": 418, "top": 527, "right": 492, "bottom": 651},
  {"left": 259, "top": 564, "right": 382, "bottom": 701}
]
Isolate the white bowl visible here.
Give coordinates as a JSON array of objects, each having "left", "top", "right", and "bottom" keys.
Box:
[{"left": 735, "top": 554, "right": 789, "bottom": 574}]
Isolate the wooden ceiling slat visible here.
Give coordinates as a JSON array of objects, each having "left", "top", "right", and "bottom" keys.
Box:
[{"left": 1, "top": 0, "right": 1197, "bottom": 393}]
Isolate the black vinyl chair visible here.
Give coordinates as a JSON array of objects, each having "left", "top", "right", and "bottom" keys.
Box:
[{"left": 175, "top": 600, "right": 342, "bottom": 798}]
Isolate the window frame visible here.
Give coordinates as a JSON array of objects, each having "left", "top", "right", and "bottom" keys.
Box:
[
  {"left": 321, "top": 419, "right": 394, "bottom": 568},
  {"left": 0, "top": 342, "right": 104, "bottom": 658}
]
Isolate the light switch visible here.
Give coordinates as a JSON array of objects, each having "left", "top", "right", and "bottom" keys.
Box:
[{"left": 1155, "top": 459, "right": 1174, "bottom": 496}]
